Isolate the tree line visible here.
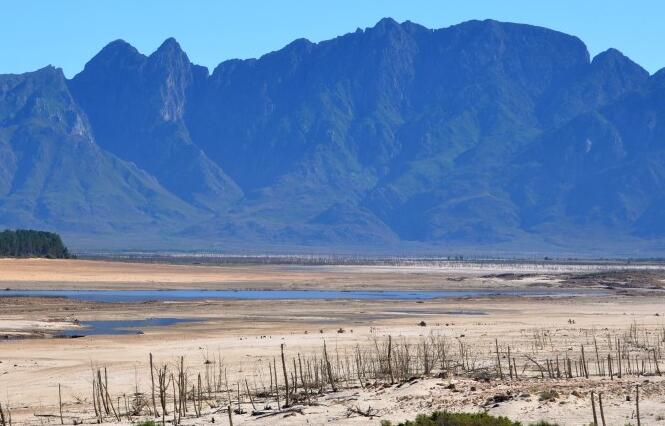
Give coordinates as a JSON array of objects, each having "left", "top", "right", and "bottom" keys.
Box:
[{"left": 0, "top": 229, "right": 70, "bottom": 258}]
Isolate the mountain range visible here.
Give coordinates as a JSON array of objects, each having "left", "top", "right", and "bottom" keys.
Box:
[{"left": 2, "top": 18, "right": 665, "bottom": 255}]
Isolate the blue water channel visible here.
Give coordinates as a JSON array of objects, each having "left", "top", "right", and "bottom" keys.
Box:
[{"left": 0, "top": 288, "right": 582, "bottom": 303}]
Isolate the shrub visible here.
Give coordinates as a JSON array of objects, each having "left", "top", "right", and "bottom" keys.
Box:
[
  {"left": 538, "top": 389, "right": 559, "bottom": 401},
  {"left": 381, "top": 411, "right": 559, "bottom": 426},
  {"left": 135, "top": 421, "right": 157, "bottom": 426}
]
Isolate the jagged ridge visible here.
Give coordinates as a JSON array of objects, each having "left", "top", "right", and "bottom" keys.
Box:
[{"left": 1, "top": 18, "right": 664, "bottom": 254}]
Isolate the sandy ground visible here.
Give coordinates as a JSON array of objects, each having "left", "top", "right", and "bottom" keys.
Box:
[
  {"left": 1, "top": 259, "right": 665, "bottom": 425},
  {"left": 0, "top": 257, "right": 650, "bottom": 290}
]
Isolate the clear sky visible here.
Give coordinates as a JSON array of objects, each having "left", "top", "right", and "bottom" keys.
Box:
[{"left": 2, "top": 0, "right": 664, "bottom": 77}]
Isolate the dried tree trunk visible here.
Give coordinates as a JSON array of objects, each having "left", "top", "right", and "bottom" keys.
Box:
[
  {"left": 298, "top": 353, "right": 311, "bottom": 405},
  {"left": 590, "top": 391, "right": 598, "bottom": 426},
  {"left": 150, "top": 353, "right": 159, "bottom": 418},
  {"left": 636, "top": 385, "right": 641, "bottom": 426},
  {"left": 598, "top": 392, "right": 606, "bottom": 426},
  {"left": 323, "top": 340, "right": 337, "bottom": 391},
  {"left": 58, "top": 383, "right": 63, "bottom": 425},
  {"left": 495, "top": 339, "right": 503, "bottom": 380},
  {"left": 280, "top": 344, "right": 290, "bottom": 407}
]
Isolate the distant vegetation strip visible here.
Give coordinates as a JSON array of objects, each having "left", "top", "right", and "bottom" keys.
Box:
[
  {"left": 80, "top": 252, "right": 665, "bottom": 269},
  {"left": 0, "top": 229, "right": 70, "bottom": 258}
]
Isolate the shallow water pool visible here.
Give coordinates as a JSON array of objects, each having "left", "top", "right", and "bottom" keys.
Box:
[{"left": 0, "top": 288, "right": 592, "bottom": 303}]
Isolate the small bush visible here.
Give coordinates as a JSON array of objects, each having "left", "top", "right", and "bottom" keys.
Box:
[
  {"left": 382, "top": 411, "right": 560, "bottom": 426},
  {"left": 392, "top": 411, "right": 521, "bottom": 426},
  {"left": 538, "top": 389, "right": 559, "bottom": 401},
  {"left": 135, "top": 421, "right": 157, "bottom": 426}
]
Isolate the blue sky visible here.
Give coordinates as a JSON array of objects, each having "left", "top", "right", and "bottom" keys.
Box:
[{"left": 2, "top": 0, "right": 664, "bottom": 77}]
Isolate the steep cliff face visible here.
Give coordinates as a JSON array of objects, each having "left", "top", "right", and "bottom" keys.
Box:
[
  {"left": 69, "top": 39, "right": 242, "bottom": 212},
  {"left": 0, "top": 67, "right": 202, "bottom": 234}
]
